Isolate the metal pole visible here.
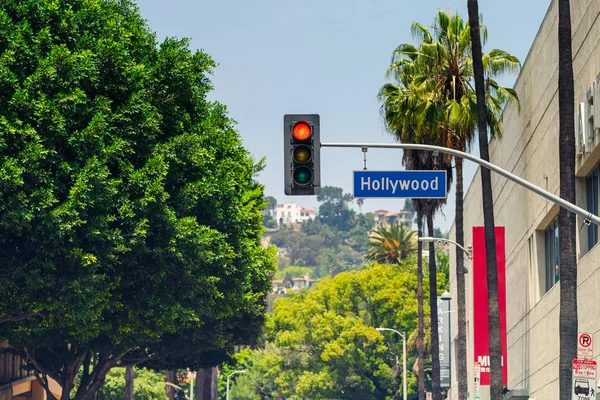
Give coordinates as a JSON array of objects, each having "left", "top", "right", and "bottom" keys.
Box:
[
  {"left": 376, "top": 328, "right": 407, "bottom": 400},
  {"left": 419, "top": 237, "right": 472, "bottom": 259},
  {"left": 226, "top": 375, "right": 230, "bottom": 400},
  {"left": 226, "top": 370, "right": 245, "bottom": 400},
  {"left": 190, "top": 372, "right": 194, "bottom": 400},
  {"left": 321, "top": 142, "right": 600, "bottom": 226},
  {"left": 403, "top": 331, "right": 407, "bottom": 400}
]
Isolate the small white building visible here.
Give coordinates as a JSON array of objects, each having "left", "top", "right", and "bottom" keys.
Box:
[{"left": 274, "top": 202, "right": 316, "bottom": 225}]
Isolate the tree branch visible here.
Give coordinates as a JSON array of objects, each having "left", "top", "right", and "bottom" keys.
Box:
[{"left": 0, "top": 311, "right": 47, "bottom": 324}]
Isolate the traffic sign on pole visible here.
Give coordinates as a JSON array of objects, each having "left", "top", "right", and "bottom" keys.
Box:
[
  {"left": 578, "top": 332, "right": 594, "bottom": 359},
  {"left": 474, "top": 362, "right": 481, "bottom": 400},
  {"left": 573, "top": 359, "right": 597, "bottom": 379},
  {"left": 573, "top": 360, "right": 597, "bottom": 399},
  {"left": 353, "top": 170, "right": 447, "bottom": 198}
]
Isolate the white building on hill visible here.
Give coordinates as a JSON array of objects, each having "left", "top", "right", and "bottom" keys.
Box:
[{"left": 274, "top": 202, "right": 317, "bottom": 225}]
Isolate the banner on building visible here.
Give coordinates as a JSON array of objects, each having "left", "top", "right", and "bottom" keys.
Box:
[
  {"left": 472, "top": 226, "right": 508, "bottom": 386},
  {"left": 438, "top": 296, "right": 451, "bottom": 387}
]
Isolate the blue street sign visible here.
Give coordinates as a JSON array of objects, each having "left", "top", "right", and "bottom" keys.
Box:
[{"left": 353, "top": 170, "right": 447, "bottom": 198}]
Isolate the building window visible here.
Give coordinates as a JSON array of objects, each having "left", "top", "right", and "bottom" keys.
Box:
[
  {"left": 587, "top": 165, "right": 599, "bottom": 251},
  {"left": 544, "top": 217, "right": 560, "bottom": 292},
  {"left": 588, "top": 96, "right": 595, "bottom": 140}
]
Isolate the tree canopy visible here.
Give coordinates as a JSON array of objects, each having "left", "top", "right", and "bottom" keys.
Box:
[
  {"left": 0, "top": 0, "right": 276, "bottom": 398},
  {"left": 227, "top": 261, "right": 448, "bottom": 399}
]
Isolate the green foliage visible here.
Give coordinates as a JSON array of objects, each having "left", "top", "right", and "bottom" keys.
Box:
[
  {"left": 268, "top": 187, "right": 372, "bottom": 280},
  {"left": 262, "top": 214, "right": 277, "bottom": 228},
  {"left": 366, "top": 223, "right": 417, "bottom": 265},
  {"left": 433, "top": 227, "right": 448, "bottom": 239},
  {"left": 229, "top": 262, "right": 450, "bottom": 399},
  {"left": 317, "top": 186, "right": 356, "bottom": 231},
  {"left": 0, "top": 0, "right": 276, "bottom": 398},
  {"left": 435, "top": 251, "right": 450, "bottom": 286},
  {"left": 274, "top": 266, "right": 313, "bottom": 280},
  {"left": 98, "top": 368, "right": 166, "bottom": 400}
]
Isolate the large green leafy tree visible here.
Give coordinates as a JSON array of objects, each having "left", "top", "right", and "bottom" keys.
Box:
[
  {"left": 0, "top": 1, "right": 275, "bottom": 399},
  {"left": 232, "top": 262, "right": 447, "bottom": 399},
  {"left": 317, "top": 186, "right": 356, "bottom": 231}
]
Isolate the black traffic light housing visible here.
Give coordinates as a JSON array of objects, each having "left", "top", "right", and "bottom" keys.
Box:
[{"left": 283, "top": 114, "right": 321, "bottom": 196}]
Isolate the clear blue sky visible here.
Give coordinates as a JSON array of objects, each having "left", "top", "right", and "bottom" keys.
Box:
[{"left": 137, "top": 0, "right": 551, "bottom": 232}]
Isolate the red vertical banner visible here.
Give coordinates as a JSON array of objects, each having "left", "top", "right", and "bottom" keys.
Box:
[{"left": 472, "top": 226, "right": 508, "bottom": 386}]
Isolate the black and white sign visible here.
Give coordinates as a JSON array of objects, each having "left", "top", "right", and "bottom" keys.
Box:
[
  {"left": 438, "top": 296, "right": 451, "bottom": 388},
  {"left": 573, "top": 377, "right": 596, "bottom": 400}
]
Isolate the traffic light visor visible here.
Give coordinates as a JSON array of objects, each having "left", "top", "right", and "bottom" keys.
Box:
[{"left": 292, "top": 121, "right": 311, "bottom": 141}]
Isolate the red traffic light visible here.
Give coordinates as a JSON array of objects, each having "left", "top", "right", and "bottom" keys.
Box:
[{"left": 292, "top": 121, "right": 311, "bottom": 141}]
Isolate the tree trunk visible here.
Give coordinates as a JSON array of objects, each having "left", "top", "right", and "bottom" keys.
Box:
[
  {"left": 196, "top": 368, "right": 217, "bottom": 400},
  {"left": 467, "top": 1, "right": 503, "bottom": 399},
  {"left": 427, "top": 213, "right": 441, "bottom": 400},
  {"left": 558, "top": 0, "right": 578, "bottom": 399},
  {"left": 166, "top": 370, "right": 175, "bottom": 400},
  {"left": 455, "top": 156, "right": 468, "bottom": 400},
  {"left": 125, "top": 366, "right": 134, "bottom": 400},
  {"left": 416, "top": 211, "right": 425, "bottom": 400}
]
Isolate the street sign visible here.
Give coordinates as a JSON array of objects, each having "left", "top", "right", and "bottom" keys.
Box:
[
  {"left": 353, "top": 170, "right": 447, "bottom": 198},
  {"left": 578, "top": 332, "right": 594, "bottom": 359},
  {"left": 573, "top": 377, "right": 597, "bottom": 399},
  {"left": 573, "top": 359, "right": 597, "bottom": 379},
  {"left": 438, "top": 297, "right": 451, "bottom": 388}
]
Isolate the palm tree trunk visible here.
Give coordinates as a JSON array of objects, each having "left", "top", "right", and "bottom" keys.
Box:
[
  {"left": 455, "top": 156, "right": 468, "bottom": 400},
  {"left": 427, "top": 213, "right": 441, "bottom": 400},
  {"left": 558, "top": 0, "right": 578, "bottom": 399},
  {"left": 417, "top": 210, "right": 425, "bottom": 400},
  {"left": 125, "top": 366, "right": 134, "bottom": 400},
  {"left": 467, "top": 1, "right": 503, "bottom": 398}
]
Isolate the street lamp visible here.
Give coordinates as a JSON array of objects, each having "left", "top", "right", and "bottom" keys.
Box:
[
  {"left": 376, "top": 327, "right": 407, "bottom": 400},
  {"left": 418, "top": 237, "right": 472, "bottom": 259},
  {"left": 226, "top": 370, "right": 246, "bottom": 400},
  {"left": 419, "top": 236, "right": 472, "bottom": 273}
]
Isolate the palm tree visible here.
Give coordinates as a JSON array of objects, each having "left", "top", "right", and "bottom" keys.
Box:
[
  {"left": 393, "top": 12, "right": 519, "bottom": 400},
  {"left": 381, "top": 10, "right": 520, "bottom": 400},
  {"left": 379, "top": 81, "right": 453, "bottom": 400},
  {"left": 557, "top": 0, "right": 577, "bottom": 399},
  {"left": 357, "top": 197, "right": 364, "bottom": 214},
  {"left": 467, "top": 2, "right": 503, "bottom": 398},
  {"left": 366, "top": 223, "right": 417, "bottom": 265}
]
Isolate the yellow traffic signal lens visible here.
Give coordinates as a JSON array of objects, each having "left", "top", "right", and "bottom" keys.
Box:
[
  {"left": 293, "top": 145, "right": 311, "bottom": 163},
  {"left": 292, "top": 122, "right": 311, "bottom": 141},
  {"left": 293, "top": 167, "right": 312, "bottom": 185}
]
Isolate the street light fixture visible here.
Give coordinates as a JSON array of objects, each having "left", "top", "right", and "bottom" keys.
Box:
[
  {"left": 226, "top": 370, "right": 246, "bottom": 400},
  {"left": 419, "top": 236, "right": 472, "bottom": 273},
  {"left": 418, "top": 237, "right": 472, "bottom": 259},
  {"left": 376, "top": 327, "right": 407, "bottom": 400}
]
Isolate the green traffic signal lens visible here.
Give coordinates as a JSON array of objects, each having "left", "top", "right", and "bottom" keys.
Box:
[
  {"left": 293, "top": 145, "right": 312, "bottom": 163},
  {"left": 293, "top": 167, "right": 312, "bottom": 185}
]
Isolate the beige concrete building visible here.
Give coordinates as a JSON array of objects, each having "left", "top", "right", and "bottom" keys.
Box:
[
  {"left": 0, "top": 350, "right": 62, "bottom": 399},
  {"left": 448, "top": 0, "right": 600, "bottom": 399}
]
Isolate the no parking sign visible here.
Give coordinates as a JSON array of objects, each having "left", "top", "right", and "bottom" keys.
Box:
[{"left": 578, "top": 332, "right": 594, "bottom": 360}]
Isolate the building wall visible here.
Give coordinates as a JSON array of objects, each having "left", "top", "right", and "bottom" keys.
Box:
[{"left": 449, "top": 0, "right": 600, "bottom": 399}]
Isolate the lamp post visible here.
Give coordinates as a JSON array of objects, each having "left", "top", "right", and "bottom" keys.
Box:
[
  {"left": 418, "top": 237, "right": 472, "bottom": 260},
  {"left": 226, "top": 370, "right": 246, "bottom": 400},
  {"left": 376, "top": 327, "right": 407, "bottom": 400}
]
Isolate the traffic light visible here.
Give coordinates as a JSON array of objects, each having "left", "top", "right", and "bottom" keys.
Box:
[{"left": 283, "top": 114, "right": 321, "bottom": 196}]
